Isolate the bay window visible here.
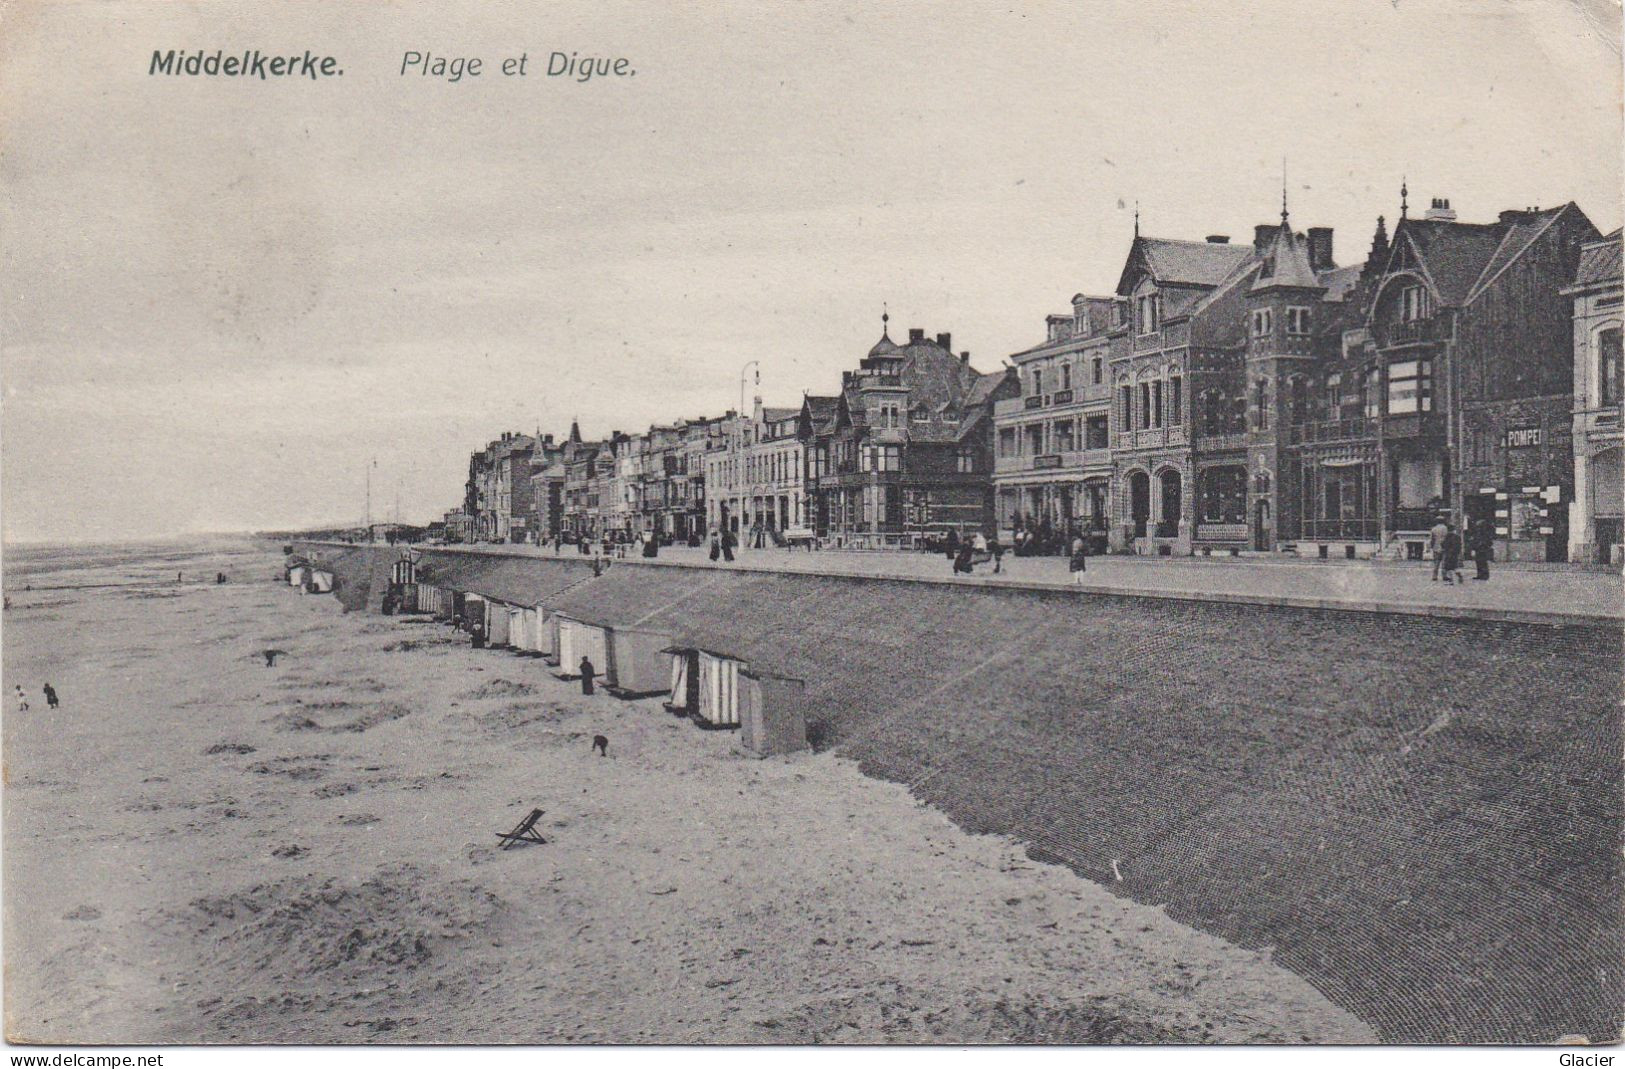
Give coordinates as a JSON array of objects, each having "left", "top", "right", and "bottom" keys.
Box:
[{"left": 1388, "top": 359, "right": 1433, "bottom": 414}]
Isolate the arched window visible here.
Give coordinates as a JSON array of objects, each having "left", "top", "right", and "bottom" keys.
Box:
[{"left": 1600, "top": 327, "right": 1622, "bottom": 407}]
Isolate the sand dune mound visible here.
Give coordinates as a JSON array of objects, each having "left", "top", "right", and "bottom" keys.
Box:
[
  {"left": 183, "top": 864, "right": 504, "bottom": 984},
  {"left": 460, "top": 678, "right": 536, "bottom": 700},
  {"left": 270, "top": 699, "right": 412, "bottom": 734}
]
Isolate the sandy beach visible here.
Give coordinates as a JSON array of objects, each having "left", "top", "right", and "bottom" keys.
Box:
[{"left": 2, "top": 538, "right": 1371, "bottom": 1043}]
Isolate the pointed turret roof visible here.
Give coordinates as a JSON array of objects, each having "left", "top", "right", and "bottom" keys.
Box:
[
  {"left": 568, "top": 419, "right": 582, "bottom": 444},
  {"left": 1251, "top": 220, "right": 1323, "bottom": 293}
]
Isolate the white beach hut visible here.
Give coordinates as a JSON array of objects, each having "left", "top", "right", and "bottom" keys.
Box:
[{"left": 554, "top": 615, "right": 609, "bottom": 680}]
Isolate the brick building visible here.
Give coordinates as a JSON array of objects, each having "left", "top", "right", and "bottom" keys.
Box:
[
  {"left": 799, "top": 318, "right": 1016, "bottom": 543},
  {"left": 1109, "top": 228, "right": 1255, "bottom": 553},
  {"left": 1353, "top": 197, "right": 1600, "bottom": 561}
]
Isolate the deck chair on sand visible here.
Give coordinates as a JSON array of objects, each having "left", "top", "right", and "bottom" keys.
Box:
[{"left": 496, "top": 808, "right": 547, "bottom": 850}]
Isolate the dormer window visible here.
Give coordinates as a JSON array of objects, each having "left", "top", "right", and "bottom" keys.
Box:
[
  {"left": 1075, "top": 313, "right": 1090, "bottom": 338},
  {"left": 1251, "top": 309, "right": 1273, "bottom": 338},
  {"left": 1286, "top": 307, "right": 1311, "bottom": 335}
]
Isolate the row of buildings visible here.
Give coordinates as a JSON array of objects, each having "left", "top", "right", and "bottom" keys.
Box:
[{"left": 451, "top": 188, "right": 1622, "bottom": 564}]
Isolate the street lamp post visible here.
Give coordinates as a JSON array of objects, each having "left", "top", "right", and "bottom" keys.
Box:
[{"left": 736, "top": 360, "right": 760, "bottom": 535}]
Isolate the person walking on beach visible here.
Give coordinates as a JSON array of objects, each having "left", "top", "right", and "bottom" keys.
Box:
[
  {"left": 1468, "top": 519, "right": 1493, "bottom": 581},
  {"left": 1440, "top": 523, "right": 1464, "bottom": 585},
  {"left": 14, "top": 685, "right": 28, "bottom": 713},
  {"left": 42, "top": 683, "right": 58, "bottom": 710},
  {"left": 579, "top": 655, "right": 595, "bottom": 695},
  {"left": 1069, "top": 530, "right": 1089, "bottom": 585},
  {"left": 1429, "top": 516, "right": 1449, "bottom": 581}
]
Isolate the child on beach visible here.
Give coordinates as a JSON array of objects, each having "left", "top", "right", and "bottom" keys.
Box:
[{"left": 14, "top": 685, "right": 28, "bottom": 713}]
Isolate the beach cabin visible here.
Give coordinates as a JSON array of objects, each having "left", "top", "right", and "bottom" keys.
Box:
[
  {"left": 307, "top": 567, "right": 335, "bottom": 593},
  {"left": 287, "top": 564, "right": 309, "bottom": 588},
  {"left": 554, "top": 614, "right": 609, "bottom": 681},
  {"left": 485, "top": 599, "right": 512, "bottom": 647},
  {"left": 459, "top": 593, "right": 483, "bottom": 634},
  {"left": 738, "top": 668, "right": 809, "bottom": 758},
  {"left": 522, "top": 608, "right": 546, "bottom": 654},
  {"left": 662, "top": 647, "right": 742, "bottom": 730},
  {"left": 602, "top": 625, "right": 675, "bottom": 699},
  {"left": 506, "top": 605, "right": 527, "bottom": 650}
]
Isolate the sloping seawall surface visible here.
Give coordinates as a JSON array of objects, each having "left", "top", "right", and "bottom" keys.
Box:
[{"left": 296, "top": 542, "right": 1624, "bottom": 1043}]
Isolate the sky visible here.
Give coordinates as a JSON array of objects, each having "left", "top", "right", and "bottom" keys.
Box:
[{"left": 2, "top": 0, "right": 1620, "bottom": 542}]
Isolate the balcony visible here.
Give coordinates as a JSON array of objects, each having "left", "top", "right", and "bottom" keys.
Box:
[
  {"left": 1051, "top": 389, "right": 1074, "bottom": 405},
  {"left": 1375, "top": 317, "right": 1445, "bottom": 348},
  {"left": 1288, "top": 417, "right": 1375, "bottom": 445},
  {"left": 1033, "top": 454, "right": 1062, "bottom": 469},
  {"left": 1024, "top": 395, "right": 1045, "bottom": 410}
]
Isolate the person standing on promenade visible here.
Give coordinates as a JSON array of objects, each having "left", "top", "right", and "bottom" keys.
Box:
[
  {"left": 1069, "top": 530, "right": 1089, "bottom": 585},
  {"left": 1440, "top": 523, "right": 1465, "bottom": 584},
  {"left": 1429, "top": 516, "right": 1449, "bottom": 581},
  {"left": 722, "top": 529, "right": 736, "bottom": 562},
  {"left": 579, "top": 655, "right": 595, "bottom": 695},
  {"left": 1468, "top": 519, "right": 1493, "bottom": 581},
  {"left": 709, "top": 530, "right": 721, "bottom": 562},
  {"left": 42, "top": 683, "right": 58, "bottom": 710},
  {"left": 989, "top": 534, "right": 1005, "bottom": 574}
]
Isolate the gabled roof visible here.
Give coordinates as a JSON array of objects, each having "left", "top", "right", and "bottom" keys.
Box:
[
  {"left": 1319, "top": 263, "right": 1364, "bottom": 302},
  {"left": 1464, "top": 205, "right": 1577, "bottom": 303},
  {"left": 760, "top": 407, "right": 799, "bottom": 423},
  {"left": 1118, "top": 236, "right": 1255, "bottom": 294},
  {"left": 1573, "top": 229, "right": 1623, "bottom": 288},
  {"left": 1381, "top": 203, "right": 1591, "bottom": 308},
  {"left": 963, "top": 369, "right": 1010, "bottom": 410}
]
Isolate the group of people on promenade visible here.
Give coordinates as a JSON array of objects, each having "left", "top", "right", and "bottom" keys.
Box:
[{"left": 1429, "top": 516, "right": 1496, "bottom": 584}]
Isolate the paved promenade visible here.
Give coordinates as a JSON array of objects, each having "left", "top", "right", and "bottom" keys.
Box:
[{"left": 429, "top": 541, "right": 1622, "bottom": 626}]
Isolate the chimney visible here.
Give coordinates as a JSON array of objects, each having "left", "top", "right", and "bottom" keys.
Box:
[
  {"left": 1307, "top": 227, "right": 1334, "bottom": 271},
  {"left": 1254, "top": 224, "right": 1276, "bottom": 252},
  {"left": 936, "top": 332, "right": 952, "bottom": 350},
  {"left": 1205, "top": 234, "right": 1231, "bottom": 244},
  {"left": 908, "top": 328, "right": 925, "bottom": 343},
  {"left": 1424, "top": 197, "right": 1457, "bottom": 222},
  {"left": 960, "top": 351, "right": 970, "bottom": 365}
]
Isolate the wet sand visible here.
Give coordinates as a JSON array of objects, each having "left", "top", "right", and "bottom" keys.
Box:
[{"left": 2, "top": 538, "right": 1372, "bottom": 1043}]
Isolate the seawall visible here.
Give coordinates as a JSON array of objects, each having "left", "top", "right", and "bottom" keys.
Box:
[{"left": 292, "top": 540, "right": 1623, "bottom": 1044}]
